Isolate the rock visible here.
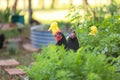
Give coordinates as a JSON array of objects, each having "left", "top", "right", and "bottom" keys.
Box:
[{"left": 23, "top": 43, "right": 39, "bottom": 52}]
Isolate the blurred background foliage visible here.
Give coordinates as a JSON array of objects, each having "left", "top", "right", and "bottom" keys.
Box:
[
  {"left": 66, "top": 0, "right": 120, "bottom": 57},
  {"left": 0, "top": 0, "right": 120, "bottom": 56},
  {"left": 0, "top": 0, "right": 120, "bottom": 24}
]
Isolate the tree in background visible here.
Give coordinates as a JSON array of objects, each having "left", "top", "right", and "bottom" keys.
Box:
[
  {"left": 70, "top": 0, "right": 73, "bottom": 5},
  {"left": 51, "top": 0, "right": 55, "bottom": 9},
  {"left": 41, "top": 0, "right": 45, "bottom": 9},
  {"left": 82, "top": 0, "right": 97, "bottom": 21},
  {"left": 12, "top": 0, "right": 18, "bottom": 15},
  {"left": 28, "top": 0, "right": 40, "bottom": 25},
  {"left": 6, "top": 0, "right": 9, "bottom": 7},
  {"left": 28, "top": 0, "right": 32, "bottom": 24}
]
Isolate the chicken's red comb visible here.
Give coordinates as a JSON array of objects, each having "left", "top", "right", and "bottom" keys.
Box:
[{"left": 55, "top": 30, "right": 62, "bottom": 35}]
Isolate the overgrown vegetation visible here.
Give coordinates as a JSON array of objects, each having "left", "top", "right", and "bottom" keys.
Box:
[
  {"left": 67, "top": 1, "right": 120, "bottom": 57},
  {"left": 23, "top": 1, "right": 120, "bottom": 80},
  {"left": 0, "top": 7, "right": 22, "bottom": 23},
  {"left": 0, "top": 7, "right": 11, "bottom": 23},
  {"left": 24, "top": 45, "right": 120, "bottom": 80},
  {"left": 69, "top": 15, "right": 120, "bottom": 57}
]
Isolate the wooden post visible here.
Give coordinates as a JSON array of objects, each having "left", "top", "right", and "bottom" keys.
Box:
[
  {"left": 51, "top": 0, "right": 55, "bottom": 9},
  {"left": 6, "top": 0, "right": 9, "bottom": 7}
]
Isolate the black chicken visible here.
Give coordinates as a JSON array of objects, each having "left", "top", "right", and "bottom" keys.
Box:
[
  {"left": 0, "top": 34, "right": 5, "bottom": 49},
  {"left": 55, "top": 31, "right": 67, "bottom": 49},
  {"left": 67, "top": 30, "right": 79, "bottom": 52}
]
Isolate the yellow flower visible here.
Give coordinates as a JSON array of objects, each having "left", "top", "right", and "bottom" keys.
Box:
[
  {"left": 48, "top": 22, "right": 60, "bottom": 35},
  {"left": 89, "top": 26, "right": 98, "bottom": 36},
  {"left": 90, "top": 26, "right": 98, "bottom": 32},
  {"left": 89, "top": 31, "right": 96, "bottom": 36}
]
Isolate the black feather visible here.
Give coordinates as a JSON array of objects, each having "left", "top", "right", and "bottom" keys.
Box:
[
  {"left": 0, "top": 34, "right": 5, "bottom": 49},
  {"left": 56, "top": 32, "right": 67, "bottom": 49},
  {"left": 67, "top": 37, "right": 79, "bottom": 52}
]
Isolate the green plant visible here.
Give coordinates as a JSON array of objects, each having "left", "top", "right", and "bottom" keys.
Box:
[
  {"left": 0, "top": 7, "right": 11, "bottom": 23},
  {"left": 113, "top": 56, "right": 120, "bottom": 71},
  {"left": 67, "top": 5, "right": 120, "bottom": 57},
  {"left": 107, "top": 0, "right": 120, "bottom": 16},
  {"left": 14, "top": 9, "right": 21, "bottom": 16},
  {"left": 81, "top": 15, "right": 120, "bottom": 57},
  {"left": 3, "top": 28, "right": 20, "bottom": 39},
  {"left": 6, "top": 42, "right": 19, "bottom": 55},
  {"left": 24, "top": 45, "right": 120, "bottom": 80}
]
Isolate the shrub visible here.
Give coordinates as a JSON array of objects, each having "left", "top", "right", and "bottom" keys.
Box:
[
  {"left": 24, "top": 45, "right": 120, "bottom": 80},
  {"left": 0, "top": 7, "right": 11, "bottom": 23},
  {"left": 6, "top": 42, "right": 19, "bottom": 55},
  {"left": 67, "top": 6, "right": 120, "bottom": 57},
  {"left": 75, "top": 15, "right": 120, "bottom": 57}
]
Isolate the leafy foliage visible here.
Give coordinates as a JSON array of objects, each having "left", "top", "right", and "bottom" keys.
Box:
[
  {"left": 0, "top": 7, "right": 11, "bottom": 23},
  {"left": 25, "top": 45, "right": 120, "bottom": 80},
  {"left": 67, "top": 4, "right": 120, "bottom": 57},
  {"left": 107, "top": 0, "right": 120, "bottom": 16},
  {"left": 73, "top": 15, "right": 120, "bottom": 57}
]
